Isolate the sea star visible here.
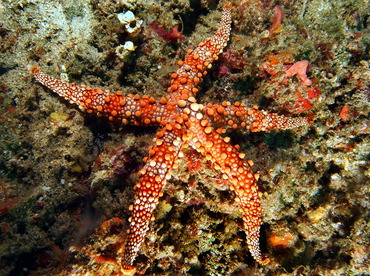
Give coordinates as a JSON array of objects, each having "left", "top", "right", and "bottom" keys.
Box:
[{"left": 31, "top": 3, "right": 309, "bottom": 274}]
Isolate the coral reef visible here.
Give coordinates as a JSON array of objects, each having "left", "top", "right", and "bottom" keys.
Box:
[{"left": 0, "top": 0, "right": 368, "bottom": 275}]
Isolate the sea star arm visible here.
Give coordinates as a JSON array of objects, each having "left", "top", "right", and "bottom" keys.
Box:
[
  {"left": 205, "top": 103, "right": 309, "bottom": 132},
  {"left": 31, "top": 66, "right": 173, "bottom": 126},
  {"left": 189, "top": 120, "right": 269, "bottom": 264},
  {"left": 121, "top": 124, "right": 183, "bottom": 273},
  {"left": 168, "top": 3, "right": 232, "bottom": 103}
]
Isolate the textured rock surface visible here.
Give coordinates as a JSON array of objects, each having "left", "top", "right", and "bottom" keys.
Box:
[{"left": 0, "top": 0, "right": 368, "bottom": 275}]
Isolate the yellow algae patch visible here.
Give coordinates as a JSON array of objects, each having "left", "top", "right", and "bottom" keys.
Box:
[
  {"left": 49, "top": 112, "right": 70, "bottom": 122},
  {"left": 71, "top": 164, "right": 83, "bottom": 173},
  {"left": 156, "top": 200, "right": 173, "bottom": 220}
]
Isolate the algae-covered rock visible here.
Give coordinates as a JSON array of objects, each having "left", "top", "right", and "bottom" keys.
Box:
[{"left": 0, "top": 0, "right": 368, "bottom": 275}]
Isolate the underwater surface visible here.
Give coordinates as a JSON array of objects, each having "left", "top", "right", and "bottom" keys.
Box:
[{"left": 0, "top": 0, "right": 369, "bottom": 275}]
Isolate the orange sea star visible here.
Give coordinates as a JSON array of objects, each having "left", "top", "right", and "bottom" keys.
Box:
[{"left": 31, "top": 3, "right": 309, "bottom": 274}]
